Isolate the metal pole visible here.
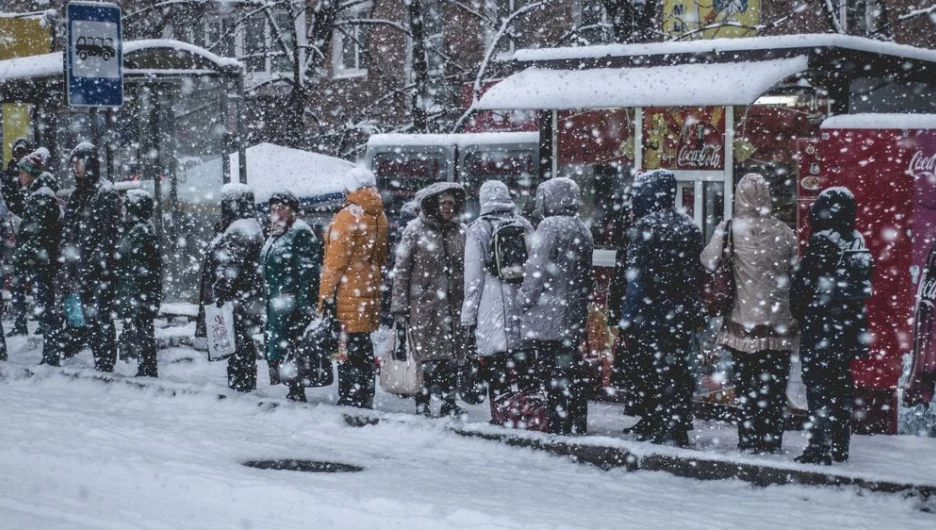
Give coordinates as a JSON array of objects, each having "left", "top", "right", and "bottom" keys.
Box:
[
  {"left": 236, "top": 73, "right": 247, "bottom": 185},
  {"left": 105, "top": 108, "right": 115, "bottom": 180},
  {"left": 151, "top": 89, "right": 163, "bottom": 241},
  {"left": 220, "top": 76, "right": 231, "bottom": 185}
]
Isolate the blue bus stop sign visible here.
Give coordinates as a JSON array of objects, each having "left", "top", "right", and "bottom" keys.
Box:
[{"left": 65, "top": 1, "right": 123, "bottom": 107}]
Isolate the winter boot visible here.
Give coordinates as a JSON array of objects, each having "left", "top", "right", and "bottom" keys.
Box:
[
  {"left": 440, "top": 395, "right": 465, "bottom": 419},
  {"left": 794, "top": 446, "right": 832, "bottom": 466},
  {"left": 286, "top": 381, "right": 306, "bottom": 402},
  {"left": 268, "top": 361, "right": 282, "bottom": 386},
  {"left": 8, "top": 323, "right": 28, "bottom": 337}
]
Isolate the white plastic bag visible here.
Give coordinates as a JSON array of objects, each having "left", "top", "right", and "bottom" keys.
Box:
[
  {"left": 205, "top": 302, "right": 236, "bottom": 361},
  {"left": 379, "top": 324, "right": 423, "bottom": 395}
]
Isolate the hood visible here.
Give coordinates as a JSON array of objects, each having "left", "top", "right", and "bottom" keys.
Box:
[
  {"left": 125, "top": 189, "right": 154, "bottom": 223},
  {"left": 30, "top": 172, "right": 59, "bottom": 194},
  {"left": 811, "top": 186, "right": 856, "bottom": 235},
  {"left": 479, "top": 180, "right": 515, "bottom": 216},
  {"left": 220, "top": 182, "right": 257, "bottom": 229},
  {"left": 416, "top": 181, "right": 466, "bottom": 223},
  {"left": 345, "top": 167, "right": 377, "bottom": 192},
  {"left": 631, "top": 170, "right": 676, "bottom": 219},
  {"left": 534, "top": 177, "right": 580, "bottom": 217},
  {"left": 734, "top": 173, "right": 772, "bottom": 217},
  {"left": 345, "top": 186, "right": 385, "bottom": 216},
  {"left": 70, "top": 142, "right": 101, "bottom": 183}
]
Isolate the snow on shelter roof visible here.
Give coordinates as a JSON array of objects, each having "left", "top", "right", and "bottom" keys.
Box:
[
  {"left": 476, "top": 56, "right": 807, "bottom": 111},
  {"left": 367, "top": 131, "right": 539, "bottom": 148},
  {"left": 507, "top": 34, "right": 936, "bottom": 64},
  {"left": 821, "top": 114, "right": 936, "bottom": 130},
  {"left": 0, "top": 39, "right": 238, "bottom": 82},
  {"left": 181, "top": 143, "right": 358, "bottom": 204}
]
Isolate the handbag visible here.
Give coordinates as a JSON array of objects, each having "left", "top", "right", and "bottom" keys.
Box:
[
  {"left": 205, "top": 301, "right": 236, "bottom": 361},
  {"left": 379, "top": 322, "right": 423, "bottom": 395},
  {"left": 63, "top": 293, "right": 87, "bottom": 328},
  {"left": 458, "top": 335, "right": 487, "bottom": 405},
  {"left": 702, "top": 220, "right": 736, "bottom": 318},
  {"left": 490, "top": 390, "right": 547, "bottom": 431},
  {"left": 281, "top": 314, "right": 337, "bottom": 387}
]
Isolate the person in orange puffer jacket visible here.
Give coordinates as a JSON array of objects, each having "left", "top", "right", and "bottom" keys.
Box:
[{"left": 318, "top": 167, "right": 388, "bottom": 409}]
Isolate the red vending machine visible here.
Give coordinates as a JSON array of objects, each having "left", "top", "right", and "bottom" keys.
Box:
[{"left": 803, "top": 115, "right": 936, "bottom": 433}]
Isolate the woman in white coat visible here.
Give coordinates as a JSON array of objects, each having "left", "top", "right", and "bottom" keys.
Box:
[{"left": 461, "top": 181, "right": 533, "bottom": 415}]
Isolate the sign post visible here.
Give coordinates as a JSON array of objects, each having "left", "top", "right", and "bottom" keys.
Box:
[{"left": 65, "top": 1, "right": 123, "bottom": 108}]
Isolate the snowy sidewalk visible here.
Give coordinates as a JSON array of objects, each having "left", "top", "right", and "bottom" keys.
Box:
[{"left": 3, "top": 320, "right": 936, "bottom": 502}]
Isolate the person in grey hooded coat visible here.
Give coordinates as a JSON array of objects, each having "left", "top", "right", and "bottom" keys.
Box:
[
  {"left": 392, "top": 181, "right": 467, "bottom": 417},
  {"left": 461, "top": 180, "right": 534, "bottom": 413},
  {"left": 518, "top": 177, "right": 594, "bottom": 435}
]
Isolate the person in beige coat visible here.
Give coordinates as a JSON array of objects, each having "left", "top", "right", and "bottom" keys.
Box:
[{"left": 701, "top": 173, "right": 799, "bottom": 454}]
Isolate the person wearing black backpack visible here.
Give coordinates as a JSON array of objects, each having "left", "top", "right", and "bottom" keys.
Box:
[
  {"left": 461, "top": 180, "right": 534, "bottom": 416},
  {"left": 792, "top": 187, "right": 872, "bottom": 465}
]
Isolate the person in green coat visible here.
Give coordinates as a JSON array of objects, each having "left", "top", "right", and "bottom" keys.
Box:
[
  {"left": 115, "top": 189, "right": 162, "bottom": 377},
  {"left": 261, "top": 192, "right": 321, "bottom": 402}
]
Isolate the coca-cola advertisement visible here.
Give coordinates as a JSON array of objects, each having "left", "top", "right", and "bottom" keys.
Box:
[
  {"left": 642, "top": 106, "right": 725, "bottom": 171},
  {"left": 816, "top": 123, "right": 936, "bottom": 432},
  {"left": 906, "top": 131, "right": 936, "bottom": 406}
]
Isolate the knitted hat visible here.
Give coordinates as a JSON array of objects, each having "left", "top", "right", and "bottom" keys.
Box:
[
  {"left": 269, "top": 191, "right": 300, "bottom": 212},
  {"left": 17, "top": 148, "right": 49, "bottom": 177},
  {"left": 345, "top": 167, "right": 377, "bottom": 192},
  {"left": 10, "top": 137, "right": 31, "bottom": 155}
]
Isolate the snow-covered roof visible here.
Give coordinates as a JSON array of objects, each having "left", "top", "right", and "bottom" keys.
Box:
[
  {"left": 821, "top": 114, "right": 936, "bottom": 130},
  {"left": 367, "top": 131, "right": 539, "bottom": 148},
  {"left": 477, "top": 56, "right": 807, "bottom": 111},
  {"left": 0, "top": 39, "right": 238, "bottom": 82},
  {"left": 181, "top": 143, "right": 358, "bottom": 204},
  {"left": 507, "top": 34, "right": 936, "bottom": 64}
]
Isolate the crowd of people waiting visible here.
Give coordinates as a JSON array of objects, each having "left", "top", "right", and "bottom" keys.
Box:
[{"left": 2, "top": 137, "right": 872, "bottom": 467}]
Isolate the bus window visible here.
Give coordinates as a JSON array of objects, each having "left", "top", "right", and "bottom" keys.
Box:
[
  {"left": 460, "top": 149, "right": 539, "bottom": 222},
  {"left": 373, "top": 151, "right": 448, "bottom": 217}
]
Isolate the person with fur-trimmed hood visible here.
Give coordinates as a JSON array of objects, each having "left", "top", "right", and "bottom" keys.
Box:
[
  {"left": 116, "top": 189, "right": 162, "bottom": 377},
  {"left": 319, "top": 167, "right": 389, "bottom": 409},
  {"left": 620, "top": 169, "right": 704, "bottom": 446},
  {"left": 392, "top": 181, "right": 468, "bottom": 417},
  {"left": 59, "top": 143, "right": 122, "bottom": 372},
  {"left": 200, "top": 183, "right": 265, "bottom": 392},
  {"left": 518, "top": 177, "right": 594, "bottom": 435},
  {"left": 9, "top": 151, "right": 62, "bottom": 364}
]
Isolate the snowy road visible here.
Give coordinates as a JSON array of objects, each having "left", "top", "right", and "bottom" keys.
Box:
[{"left": 1, "top": 364, "right": 934, "bottom": 529}]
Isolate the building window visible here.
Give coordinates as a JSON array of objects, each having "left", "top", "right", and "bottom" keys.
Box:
[
  {"left": 243, "top": 17, "right": 267, "bottom": 73},
  {"left": 489, "top": 0, "right": 527, "bottom": 55},
  {"left": 835, "top": 0, "right": 883, "bottom": 35},
  {"left": 183, "top": 13, "right": 298, "bottom": 76},
  {"left": 577, "top": 0, "right": 610, "bottom": 45},
  {"left": 333, "top": 5, "right": 371, "bottom": 78}
]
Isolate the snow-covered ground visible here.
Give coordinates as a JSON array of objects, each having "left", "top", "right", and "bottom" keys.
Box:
[{"left": 2, "top": 326, "right": 936, "bottom": 528}]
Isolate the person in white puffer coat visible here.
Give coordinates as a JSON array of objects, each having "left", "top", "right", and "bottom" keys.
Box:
[{"left": 461, "top": 181, "right": 534, "bottom": 414}]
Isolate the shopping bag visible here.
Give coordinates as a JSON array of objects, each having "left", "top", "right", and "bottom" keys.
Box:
[
  {"left": 490, "top": 391, "right": 547, "bottom": 431},
  {"left": 205, "top": 302, "right": 236, "bottom": 361},
  {"left": 281, "top": 316, "right": 337, "bottom": 387},
  {"left": 379, "top": 323, "right": 422, "bottom": 395},
  {"left": 63, "top": 293, "right": 86, "bottom": 328}
]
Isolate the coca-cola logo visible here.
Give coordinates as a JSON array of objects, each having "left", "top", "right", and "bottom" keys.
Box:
[
  {"left": 919, "top": 278, "right": 936, "bottom": 306},
  {"left": 677, "top": 144, "right": 722, "bottom": 168},
  {"left": 909, "top": 150, "right": 936, "bottom": 179}
]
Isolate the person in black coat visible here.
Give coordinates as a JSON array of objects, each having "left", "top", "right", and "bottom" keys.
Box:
[
  {"left": 59, "top": 143, "right": 122, "bottom": 372},
  {"left": 116, "top": 189, "right": 162, "bottom": 377},
  {"left": 200, "top": 183, "right": 264, "bottom": 392},
  {"left": 619, "top": 169, "right": 705, "bottom": 446},
  {"left": 4, "top": 139, "right": 37, "bottom": 336},
  {"left": 792, "top": 187, "right": 871, "bottom": 465}
]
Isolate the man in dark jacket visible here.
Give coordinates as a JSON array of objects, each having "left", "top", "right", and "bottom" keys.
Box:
[
  {"left": 59, "top": 143, "right": 122, "bottom": 372},
  {"left": 518, "top": 177, "right": 594, "bottom": 435},
  {"left": 4, "top": 140, "right": 39, "bottom": 336},
  {"left": 620, "top": 169, "right": 704, "bottom": 446},
  {"left": 200, "top": 183, "right": 264, "bottom": 392},
  {"left": 116, "top": 189, "right": 162, "bottom": 377},
  {"left": 792, "top": 187, "right": 871, "bottom": 465},
  {"left": 4, "top": 137, "right": 30, "bottom": 216},
  {"left": 13, "top": 159, "right": 62, "bottom": 366}
]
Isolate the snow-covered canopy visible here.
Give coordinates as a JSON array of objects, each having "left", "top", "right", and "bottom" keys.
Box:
[
  {"left": 0, "top": 39, "right": 238, "bottom": 82},
  {"left": 181, "top": 143, "right": 358, "bottom": 205},
  {"left": 476, "top": 56, "right": 808, "bottom": 110},
  {"left": 506, "top": 34, "right": 936, "bottom": 64},
  {"left": 367, "top": 132, "right": 539, "bottom": 148},
  {"left": 821, "top": 114, "right": 936, "bottom": 130}
]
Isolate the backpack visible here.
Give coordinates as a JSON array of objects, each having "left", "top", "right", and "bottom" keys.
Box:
[
  {"left": 485, "top": 217, "right": 529, "bottom": 283},
  {"left": 830, "top": 236, "right": 873, "bottom": 301}
]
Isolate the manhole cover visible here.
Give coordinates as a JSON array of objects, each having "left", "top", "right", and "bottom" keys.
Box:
[{"left": 242, "top": 459, "right": 364, "bottom": 473}]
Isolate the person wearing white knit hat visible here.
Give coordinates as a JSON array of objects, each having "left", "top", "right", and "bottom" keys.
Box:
[{"left": 344, "top": 166, "right": 377, "bottom": 193}]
